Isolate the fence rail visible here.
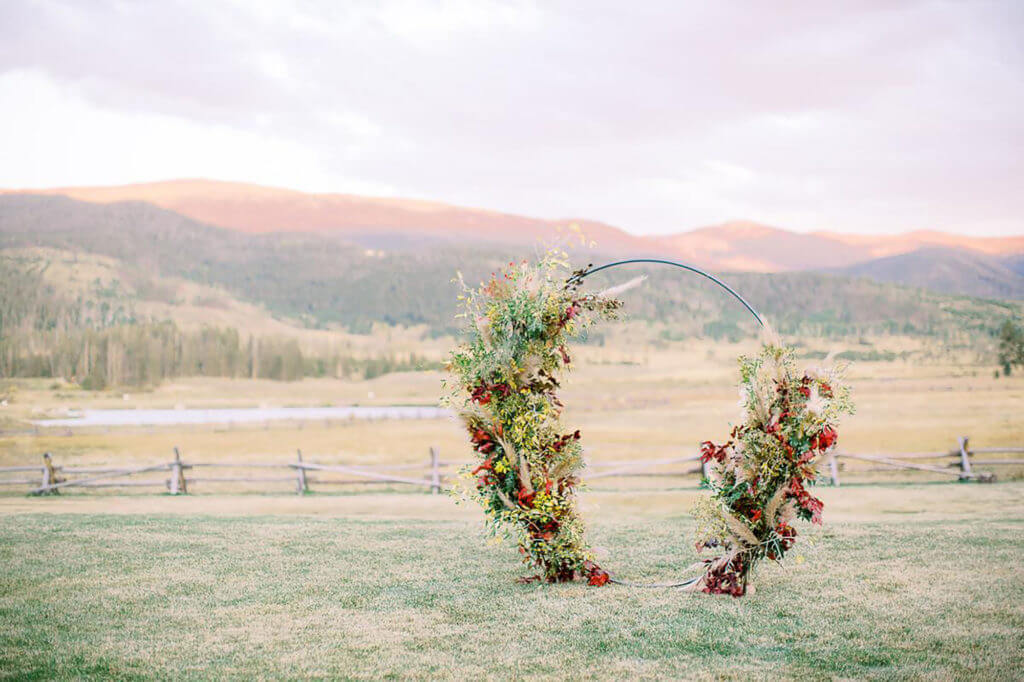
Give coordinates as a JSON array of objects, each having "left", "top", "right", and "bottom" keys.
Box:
[{"left": 0, "top": 436, "right": 1020, "bottom": 496}]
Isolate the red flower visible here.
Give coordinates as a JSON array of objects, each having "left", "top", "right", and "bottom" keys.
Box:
[
  {"left": 470, "top": 381, "right": 512, "bottom": 405},
  {"left": 789, "top": 478, "right": 824, "bottom": 524},
  {"left": 469, "top": 428, "right": 495, "bottom": 454},
  {"left": 805, "top": 497, "right": 824, "bottom": 524},
  {"left": 557, "top": 302, "right": 582, "bottom": 330},
  {"left": 775, "top": 522, "right": 797, "bottom": 550},
  {"left": 810, "top": 425, "right": 837, "bottom": 451},
  {"left": 584, "top": 561, "right": 610, "bottom": 586},
  {"left": 470, "top": 384, "right": 491, "bottom": 405},
  {"left": 551, "top": 430, "right": 583, "bottom": 453},
  {"left": 700, "top": 440, "right": 730, "bottom": 464},
  {"left": 517, "top": 487, "right": 536, "bottom": 507}
]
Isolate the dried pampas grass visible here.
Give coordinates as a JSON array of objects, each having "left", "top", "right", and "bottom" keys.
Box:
[
  {"left": 497, "top": 436, "right": 533, "bottom": 494},
  {"left": 764, "top": 485, "right": 788, "bottom": 526},
  {"left": 548, "top": 450, "right": 582, "bottom": 482},
  {"left": 494, "top": 489, "right": 518, "bottom": 511},
  {"left": 723, "top": 508, "right": 760, "bottom": 547},
  {"left": 597, "top": 274, "right": 647, "bottom": 300}
]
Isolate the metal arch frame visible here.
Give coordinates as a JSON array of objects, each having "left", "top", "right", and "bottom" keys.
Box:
[
  {"left": 569, "top": 258, "right": 763, "bottom": 588},
  {"left": 568, "top": 258, "right": 765, "bottom": 328}
]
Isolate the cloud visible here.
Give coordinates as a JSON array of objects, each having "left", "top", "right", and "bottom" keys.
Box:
[
  {"left": 0, "top": 0, "right": 1021, "bottom": 235},
  {"left": 0, "top": 69, "right": 395, "bottom": 196}
]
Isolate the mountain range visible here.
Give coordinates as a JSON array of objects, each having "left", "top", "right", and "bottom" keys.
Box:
[{"left": 3, "top": 179, "right": 1024, "bottom": 300}]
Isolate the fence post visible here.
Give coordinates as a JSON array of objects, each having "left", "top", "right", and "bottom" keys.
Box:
[
  {"left": 429, "top": 447, "right": 441, "bottom": 494},
  {"left": 295, "top": 449, "right": 308, "bottom": 495},
  {"left": 828, "top": 450, "right": 840, "bottom": 487},
  {"left": 170, "top": 447, "right": 187, "bottom": 495},
  {"left": 700, "top": 457, "right": 711, "bottom": 480},
  {"left": 958, "top": 436, "right": 972, "bottom": 480},
  {"left": 40, "top": 452, "right": 60, "bottom": 495}
]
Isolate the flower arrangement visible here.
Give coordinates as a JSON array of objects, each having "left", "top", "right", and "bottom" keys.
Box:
[
  {"left": 444, "top": 251, "right": 622, "bottom": 584},
  {"left": 447, "top": 251, "right": 853, "bottom": 594},
  {"left": 690, "top": 338, "right": 853, "bottom": 596}
]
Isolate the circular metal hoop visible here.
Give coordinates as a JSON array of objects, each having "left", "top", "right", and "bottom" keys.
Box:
[
  {"left": 569, "top": 258, "right": 765, "bottom": 328},
  {"left": 569, "top": 258, "right": 763, "bottom": 588}
]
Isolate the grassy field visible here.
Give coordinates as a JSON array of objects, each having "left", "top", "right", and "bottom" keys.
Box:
[
  {"left": 1, "top": 483, "right": 1022, "bottom": 680},
  {"left": 1, "top": 334, "right": 1022, "bottom": 677}
]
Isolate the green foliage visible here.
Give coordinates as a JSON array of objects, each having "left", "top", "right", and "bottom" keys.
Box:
[
  {"left": 694, "top": 340, "right": 853, "bottom": 595},
  {"left": 446, "top": 252, "right": 621, "bottom": 583},
  {"left": 997, "top": 319, "right": 1024, "bottom": 375}
]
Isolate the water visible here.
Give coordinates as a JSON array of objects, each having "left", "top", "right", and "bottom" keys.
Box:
[{"left": 31, "top": 405, "right": 451, "bottom": 427}]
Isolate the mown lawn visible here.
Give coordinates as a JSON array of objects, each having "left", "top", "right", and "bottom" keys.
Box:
[{"left": 1, "top": 488, "right": 1022, "bottom": 680}]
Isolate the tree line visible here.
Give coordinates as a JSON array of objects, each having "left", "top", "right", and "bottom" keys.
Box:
[
  {"left": 0, "top": 322, "right": 440, "bottom": 388},
  {"left": 0, "top": 259, "right": 439, "bottom": 389}
]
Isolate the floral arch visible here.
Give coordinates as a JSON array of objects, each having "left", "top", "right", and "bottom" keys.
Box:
[{"left": 444, "top": 251, "right": 852, "bottom": 596}]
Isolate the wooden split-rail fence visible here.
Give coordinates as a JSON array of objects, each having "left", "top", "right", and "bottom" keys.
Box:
[
  {"left": 0, "top": 447, "right": 449, "bottom": 496},
  {"left": 0, "top": 437, "right": 1020, "bottom": 496}
]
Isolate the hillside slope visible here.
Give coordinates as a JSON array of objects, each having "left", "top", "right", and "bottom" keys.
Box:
[
  {"left": 0, "top": 194, "right": 504, "bottom": 332},
  {"left": 835, "top": 247, "right": 1024, "bottom": 300},
  {"left": 2, "top": 194, "right": 1020, "bottom": 342}
]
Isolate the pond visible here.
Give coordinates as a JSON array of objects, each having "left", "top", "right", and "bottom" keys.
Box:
[{"left": 31, "top": 405, "right": 451, "bottom": 427}]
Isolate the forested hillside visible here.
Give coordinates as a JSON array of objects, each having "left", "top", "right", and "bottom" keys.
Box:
[
  {"left": 3, "top": 194, "right": 1019, "bottom": 336},
  {"left": 0, "top": 194, "right": 503, "bottom": 332},
  {"left": 2, "top": 194, "right": 1021, "bottom": 388},
  {"left": 0, "top": 253, "right": 437, "bottom": 387}
]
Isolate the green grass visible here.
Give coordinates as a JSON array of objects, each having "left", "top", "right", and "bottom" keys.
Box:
[{"left": 2, "top": 491, "right": 1022, "bottom": 680}]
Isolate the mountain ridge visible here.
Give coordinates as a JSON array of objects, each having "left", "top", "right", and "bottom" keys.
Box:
[
  {"left": 3, "top": 179, "right": 1023, "bottom": 274},
  {"left": 834, "top": 246, "right": 1024, "bottom": 300},
  {"left": 2, "top": 194, "right": 1022, "bottom": 340}
]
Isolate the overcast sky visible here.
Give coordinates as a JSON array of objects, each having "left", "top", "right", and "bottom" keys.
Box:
[{"left": 1, "top": 1, "right": 1022, "bottom": 236}]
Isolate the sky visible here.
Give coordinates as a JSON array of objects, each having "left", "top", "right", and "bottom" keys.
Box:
[{"left": 1, "top": 1, "right": 1022, "bottom": 236}]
